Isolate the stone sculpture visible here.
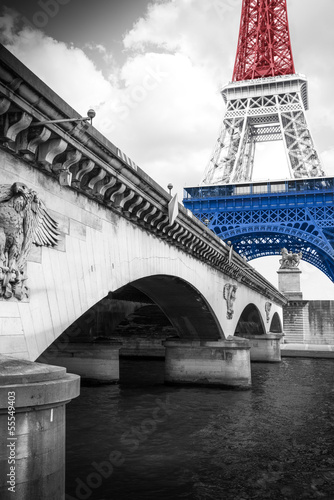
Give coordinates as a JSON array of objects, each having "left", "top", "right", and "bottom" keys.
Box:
[
  {"left": 265, "top": 301, "right": 272, "bottom": 323},
  {"left": 279, "top": 248, "right": 302, "bottom": 269},
  {"left": 223, "top": 283, "right": 238, "bottom": 320},
  {"left": 0, "top": 182, "right": 59, "bottom": 300}
]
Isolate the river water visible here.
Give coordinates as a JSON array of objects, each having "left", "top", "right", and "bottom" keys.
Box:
[{"left": 66, "top": 358, "right": 334, "bottom": 500}]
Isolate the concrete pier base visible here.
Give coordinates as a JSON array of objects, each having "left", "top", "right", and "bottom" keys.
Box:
[
  {"left": 0, "top": 355, "right": 80, "bottom": 500},
  {"left": 281, "top": 343, "right": 334, "bottom": 358},
  {"left": 164, "top": 338, "right": 251, "bottom": 388},
  {"left": 239, "top": 334, "right": 283, "bottom": 362},
  {"left": 40, "top": 341, "right": 122, "bottom": 384}
]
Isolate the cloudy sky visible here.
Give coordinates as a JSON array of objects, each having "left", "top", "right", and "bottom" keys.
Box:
[{"left": 1, "top": 0, "right": 334, "bottom": 298}]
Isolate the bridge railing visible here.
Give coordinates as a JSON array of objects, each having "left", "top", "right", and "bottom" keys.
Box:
[
  {"left": 184, "top": 178, "right": 334, "bottom": 200},
  {"left": 0, "top": 45, "right": 286, "bottom": 306}
]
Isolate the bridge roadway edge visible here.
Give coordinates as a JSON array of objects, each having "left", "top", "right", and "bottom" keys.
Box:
[
  {"left": 0, "top": 44, "right": 291, "bottom": 500},
  {"left": 0, "top": 45, "right": 286, "bottom": 363}
]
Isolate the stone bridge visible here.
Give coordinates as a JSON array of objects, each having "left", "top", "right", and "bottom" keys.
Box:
[{"left": 0, "top": 45, "right": 286, "bottom": 381}]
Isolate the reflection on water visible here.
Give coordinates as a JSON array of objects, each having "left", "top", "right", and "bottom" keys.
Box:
[{"left": 66, "top": 358, "right": 334, "bottom": 500}]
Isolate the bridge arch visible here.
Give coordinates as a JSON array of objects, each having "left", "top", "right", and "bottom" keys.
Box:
[
  {"left": 112, "top": 274, "right": 224, "bottom": 341},
  {"left": 234, "top": 303, "right": 266, "bottom": 336},
  {"left": 269, "top": 312, "right": 283, "bottom": 334}
]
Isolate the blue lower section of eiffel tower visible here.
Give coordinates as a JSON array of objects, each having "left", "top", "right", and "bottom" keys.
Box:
[{"left": 183, "top": 177, "right": 334, "bottom": 282}]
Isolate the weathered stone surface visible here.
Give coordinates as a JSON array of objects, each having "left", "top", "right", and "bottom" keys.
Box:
[
  {"left": 164, "top": 339, "right": 251, "bottom": 388},
  {"left": 40, "top": 342, "right": 121, "bottom": 383},
  {"left": 69, "top": 218, "right": 86, "bottom": 240},
  {"left": 27, "top": 245, "right": 42, "bottom": 263},
  {"left": 306, "top": 301, "right": 334, "bottom": 344},
  {"left": 0, "top": 48, "right": 286, "bottom": 363},
  {"left": 0, "top": 355, "right": 80, "bottom": 500},
  {"left": 238, "top": 334, "right": 283, "bottom": 362},
  {"left": 282, "top": 300, "right": 334, "bottom": 346},
  {"left": 277, "top": 268, "right": 302, "bottom": 298}
]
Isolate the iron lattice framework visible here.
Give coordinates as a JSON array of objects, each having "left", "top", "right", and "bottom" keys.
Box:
[
  {"left": 184, "top": 179, "right": 334, "bottom": 282},
  {"left": 184, "top": 1, "right": 334, "bottom": 281},
  {"left": 202, "top": 75, "right": 324, "bottom": 185},
  {"left": 233, "top": 0, "right": 295, "bottom": 81}
]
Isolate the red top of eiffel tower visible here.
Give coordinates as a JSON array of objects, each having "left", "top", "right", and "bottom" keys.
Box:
[{"left": 232, "top": 0, "right": 295, "bottom": 82}]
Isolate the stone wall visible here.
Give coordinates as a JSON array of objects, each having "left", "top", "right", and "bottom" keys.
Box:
[
  {"left": 305, "top": 301, "right": 334, "bottom": 345},
  {"left": 283, "top": 300, "right": 334, "bottom": 345},
  {"left": 282, "top": 301, "right": 308, "bottom": 343}
]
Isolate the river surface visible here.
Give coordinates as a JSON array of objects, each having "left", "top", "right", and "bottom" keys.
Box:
[{"left": 66, "top": 358, "right": 334, "bottom": 500}]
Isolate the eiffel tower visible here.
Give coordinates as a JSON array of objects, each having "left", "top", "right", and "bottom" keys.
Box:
[{"left": 183, "top": 0, "right": 334, "bottom": 282}]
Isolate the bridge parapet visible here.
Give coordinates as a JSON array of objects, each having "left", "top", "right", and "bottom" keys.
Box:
[{"left": 0, "top": 45, "right": 286, "bottom": 306}]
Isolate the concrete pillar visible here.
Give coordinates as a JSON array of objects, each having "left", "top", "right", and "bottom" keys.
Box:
[
  {"left": 277, "top": 268, "right": 303, "bottom": 300},
  {"left": 40, "top": 341, "right": 122, "bottom": 383},
  {"left": 278, "top": 265, "right": 306, "bottom": 343},
  {"left": 238, "top": 334, "right": 283, "bottom": 362},
  {"left": 0, "top": 355, "right": 80, "bottom": 500},
  {"left": 164, "top": 338, "right": 251, "bottom": 389}
]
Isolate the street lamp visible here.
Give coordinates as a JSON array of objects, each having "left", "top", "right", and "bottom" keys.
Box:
[{"left": 35, "top": 109, "right": 96, "bottom": 126}]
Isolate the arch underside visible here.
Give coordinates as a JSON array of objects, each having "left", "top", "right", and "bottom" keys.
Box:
[
  {"left": 235, "top": 303, "right": 266, "bottom": 336},
  {"left": 270, "top": 312, "right": 283, "bottom": 334},
  {"left": 196, "top": 210, "right": 334, "bottom": 281},
  {"left": 114, "top": 275, "right": 224, "bottom": 341}
]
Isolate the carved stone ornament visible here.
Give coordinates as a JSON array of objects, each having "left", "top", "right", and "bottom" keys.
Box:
[
  {"left": 223, "top": 283, "right": 238, "bottom": 320},
  {"left": 0, "top": 182, "right": 59, "bottom": 300},
  {"left": 265, "top": 301, "right": 272, "bottom": 323},
  {"left": 279, "top": 247, "right": 302, "bottom": 269}
]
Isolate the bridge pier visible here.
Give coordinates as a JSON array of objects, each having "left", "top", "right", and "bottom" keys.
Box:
[
  {"left": 238, "top": 334, "right": 283, "bottom": 362},
  {"left": 40, "top": 341, "right": 122, "bottom": 384},
  {"left": 0, "top": 355, "right": 79, "bottom": 500},
  {"left": 164, "top": 338, "right": 251, "bottom": 388}
]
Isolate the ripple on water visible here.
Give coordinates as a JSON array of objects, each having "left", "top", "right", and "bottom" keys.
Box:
[{"left": 66, "top": 358, "right": 334, "bottom": 500}]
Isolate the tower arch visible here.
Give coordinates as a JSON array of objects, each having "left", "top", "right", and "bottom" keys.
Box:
[{"left": 184, "top": 0, "right": 334, "bottom": 281}]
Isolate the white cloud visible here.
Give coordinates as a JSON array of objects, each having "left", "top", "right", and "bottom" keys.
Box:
[
  {"left": 0, "top": 3, "right": 229, "bottom": 197},
  {"left": 0, "top": 10, "right": 113, "bottom": 114},
  {"left": 123, "top": 0, "right": 237, "bottom": 85},
  {"left": 321, "top": 149, "right": 334, "bottom": 176}
]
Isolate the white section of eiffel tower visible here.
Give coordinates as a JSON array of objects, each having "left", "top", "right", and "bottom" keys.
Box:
[{"left": 202, "top": 74, "right": 325, "bottom": 185}]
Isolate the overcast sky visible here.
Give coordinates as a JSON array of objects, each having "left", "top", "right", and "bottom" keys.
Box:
[{"left": 1, "top": 0, "right": 334, "bottom": 299}]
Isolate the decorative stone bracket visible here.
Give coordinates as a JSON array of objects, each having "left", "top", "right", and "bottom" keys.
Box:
[
  {"left": 0, "top": 108, "right": 240, "bottom": 280},
  {"left": 223, "top": 283, "right": 238, "bottom": 319},
  {"left": 0, "top": 64, "right": 287, "bottom": 305},
  {"left": 265, "top": 301, "right": 272, "bottom": 323}
]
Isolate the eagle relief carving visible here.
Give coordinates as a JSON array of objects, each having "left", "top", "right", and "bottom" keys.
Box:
[{"left": 0, "top": 182, "right": 59, "bottom": 300}]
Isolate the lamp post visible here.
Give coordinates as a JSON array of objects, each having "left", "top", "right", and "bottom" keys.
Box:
[{"left": 35, "top": 109, "right": 96, "bottom": 126}]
